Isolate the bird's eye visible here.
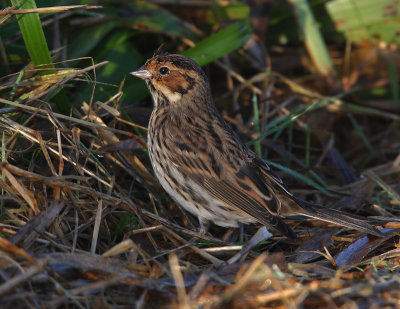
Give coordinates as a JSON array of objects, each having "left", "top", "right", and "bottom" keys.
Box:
[{"left": 159, "top": 67, "right": 170, "bottom": 75}]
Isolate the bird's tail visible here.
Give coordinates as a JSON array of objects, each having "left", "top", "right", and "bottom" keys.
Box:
[{"left": 292, "top": 197, "right": 384, "bottom": 237}]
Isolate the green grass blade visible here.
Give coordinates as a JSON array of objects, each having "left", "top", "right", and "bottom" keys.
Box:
[
  {"left": 366, "top": 172, "right": 400, "bottom": 202},
  {"left": 377, "top": 51, "right": 399, "bottom": 109},
  {"left": 347, "top": 113, "right": 374, "bottom": 155},
  {"left": 183, "top": 20, "right": 252, "bottom": 66},
  {"left": 10, "top": 0, "right": 54, "bottom": 73},
  {"left": 308, "top": 170, "right": 330, "bottom": 189},
  {"left": 290, "top": 0, "right": 337, "bottom": 81},
  {"left": 248, "top": 98, "right": 331, "bottom": 146},
  {"left": 9, "top": 70, "right": 25, "bottom": 101},
  {"left": 265, "top": 159, "right": 338, "bottom": 196},
  {"left": 79, "top": 142, "right": 111, "bottom": 178},
  {"left": 265, "top": 160, "right": 337, "bottom": 195}
]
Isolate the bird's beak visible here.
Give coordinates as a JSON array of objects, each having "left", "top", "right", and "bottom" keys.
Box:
[{"left": 130, "top": 66, "right": 152, "bottom": 80}]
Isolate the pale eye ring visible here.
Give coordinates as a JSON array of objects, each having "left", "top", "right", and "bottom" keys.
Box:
[{"left": 159, "top": 67, "right": 170, "bottom": 75}]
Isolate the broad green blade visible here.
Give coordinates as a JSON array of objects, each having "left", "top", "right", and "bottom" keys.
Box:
[
  {"left": 327, "top": 0, "right": 400, "bottom": 44},
  {"left": 10, "top": 0, "right": 54, "bottom": 73},
  {"left": 183, "top": 20, "right": 252, "bottom": 66},
  {"left": 290, "top": 0, "right": 336, "bottom": 79}
]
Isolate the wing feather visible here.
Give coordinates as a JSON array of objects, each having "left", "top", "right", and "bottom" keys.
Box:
[{"left": 165, "top": 118, "right": 296, "bottom": 238}]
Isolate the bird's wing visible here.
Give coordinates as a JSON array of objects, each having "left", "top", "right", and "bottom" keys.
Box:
[{"left": 170, "top": 124, "right": 296, "bottom": 238}]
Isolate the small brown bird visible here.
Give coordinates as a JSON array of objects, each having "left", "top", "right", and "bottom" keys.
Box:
[{"left": 131, "top": 53, "right": 382, "bottom": 240}]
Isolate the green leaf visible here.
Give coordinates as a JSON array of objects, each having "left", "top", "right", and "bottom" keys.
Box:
[
  {"left": 10, "top": 0, "right": 54, "bottom": 73},
  {"left": 75, "top": 30, "right": 146, "bottom": 104},
  {"left": 183, "top": 20, "right": 252, "bottom": 66},
  {"left": 327, "top": 0, "right": 400, "bottom": 44},
  {"left": 67, "top": 21, "right": 118, "bottom": 60}
]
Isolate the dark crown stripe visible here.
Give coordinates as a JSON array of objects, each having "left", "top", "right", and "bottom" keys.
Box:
[{"left": 159, "top": 54, "right": 207, "bottom": 80}]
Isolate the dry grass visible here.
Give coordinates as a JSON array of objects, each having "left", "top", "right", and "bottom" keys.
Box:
[{"left": 0, "top": 58, "right": 399, "bottom": 309}]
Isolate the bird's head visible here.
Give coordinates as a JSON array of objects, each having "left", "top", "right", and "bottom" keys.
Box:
[{"left": 131, "top": 54, "right": 209, "bottom": 106}]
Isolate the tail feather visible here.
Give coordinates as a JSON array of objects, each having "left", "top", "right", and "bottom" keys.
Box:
[{"left": 292, "top": 198, "right": 384, "bottom": 237}]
